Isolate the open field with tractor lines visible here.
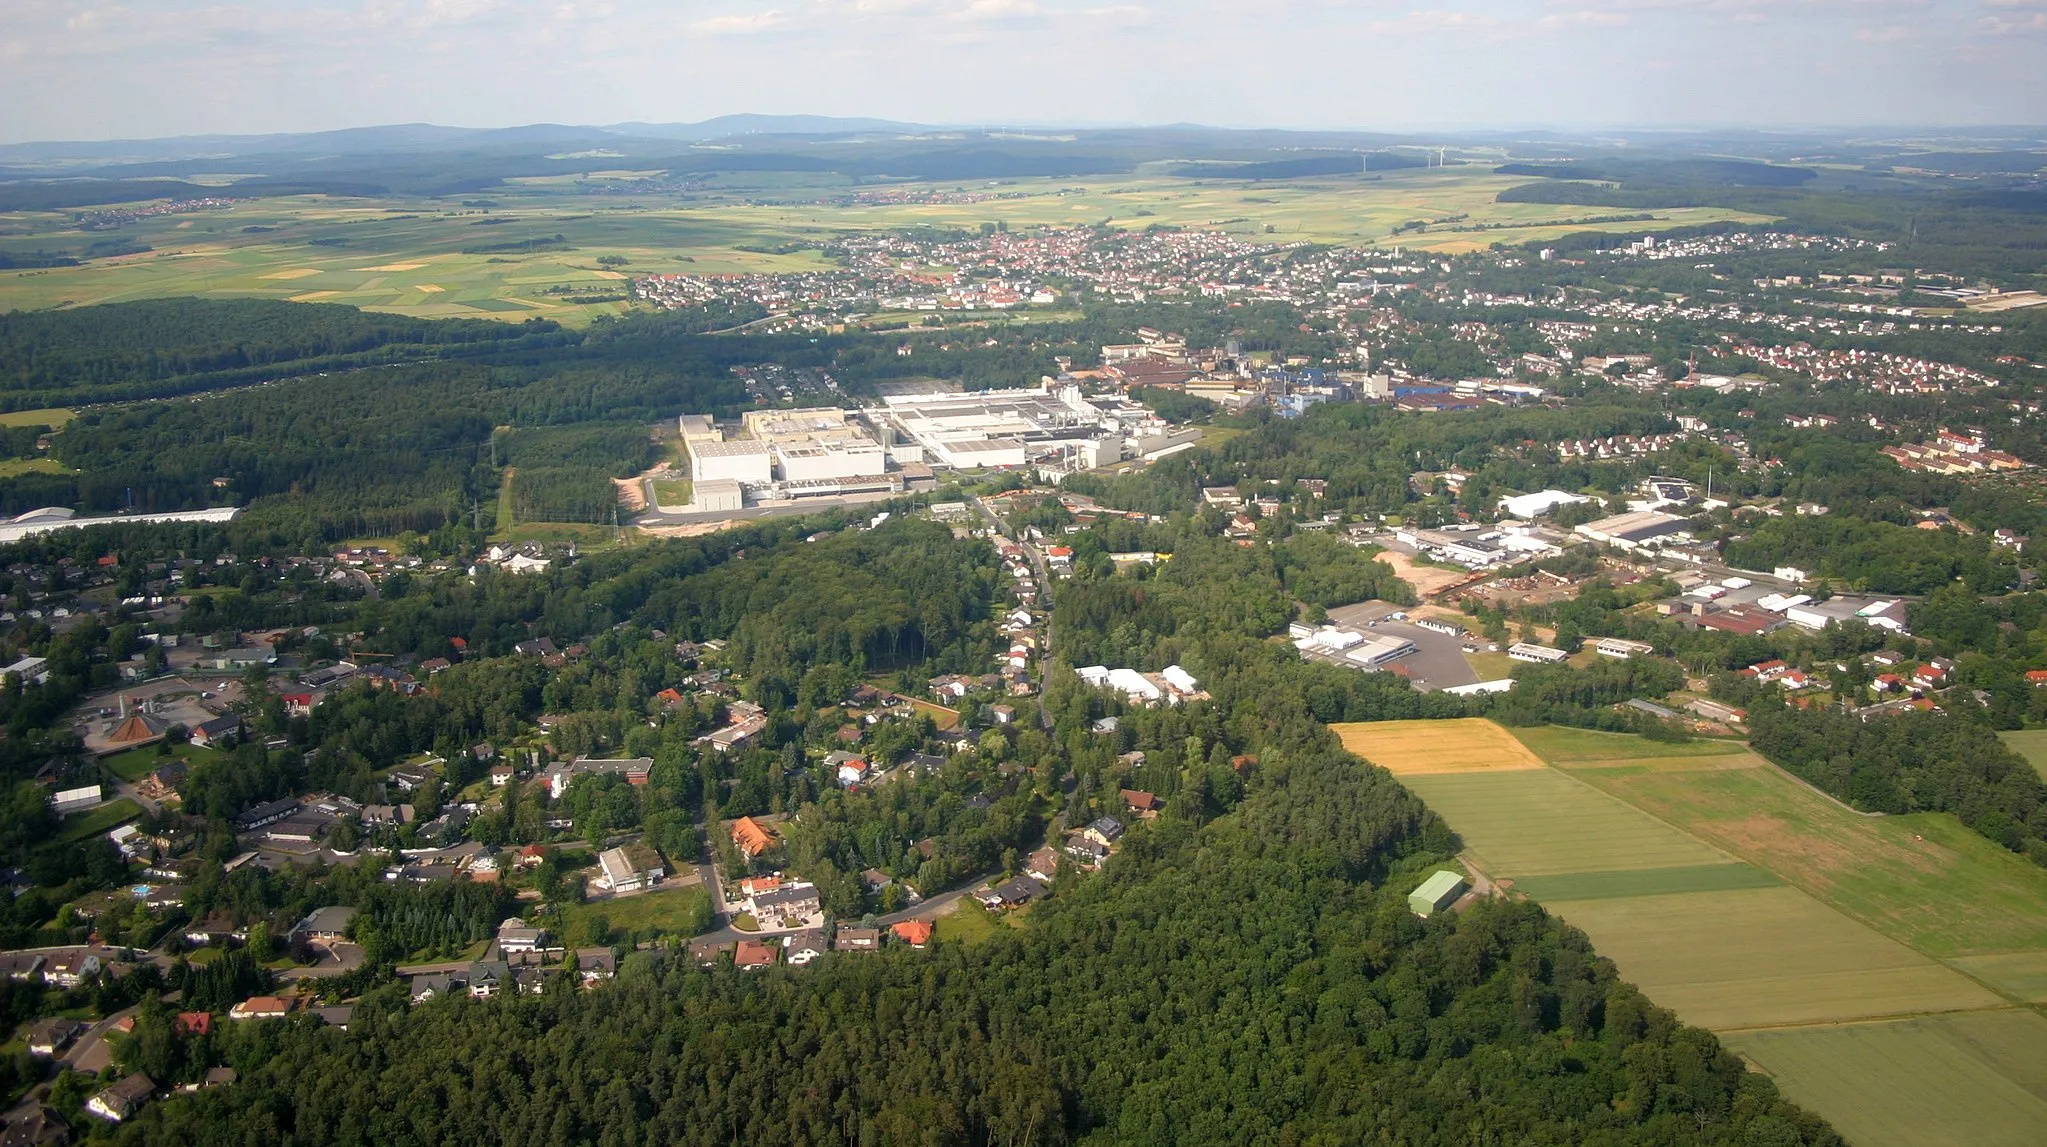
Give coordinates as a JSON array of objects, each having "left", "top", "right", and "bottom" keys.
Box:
[{"left": 1332, "top": 718, "right": 2047, "bottom": 1147}]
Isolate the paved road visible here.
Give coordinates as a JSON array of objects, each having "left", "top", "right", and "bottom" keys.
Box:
[
  {"left": 967, "top": 495, "right": 1057, "bottom": 730},
  {"left": 635, "top": 490, "right": 896, "bottom": 529},
  {"left": 278, "top": 941, "right": 365, "bottom": 982},
  {"left": 60, "top": 1002, "right": 141, "bottom": 1073}
]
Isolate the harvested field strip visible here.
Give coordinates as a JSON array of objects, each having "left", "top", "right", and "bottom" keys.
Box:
[
  {"left": 1571, "top": 760, "right": 2047, "bottom": 959},
  {"left": 1560, "top": 752, "right": 1768, "bottom": 775},
  {"left": 1724, "top": 1010, "right": 2047, "bottom": 1147},
  {"left": 1947, "top": 951, "right": 2047, "bottom": 1004},
  {"left": 1546, "top": 887, "right": 2003, "bottom": 1030},
  {"left": 1334, "top": 717, "right": 1545, "bottom": 775},
  {"left": 1397, "top": 768, "right": 1731, "bottom": 876},
  {"left": 1511, "top": 724, "right": 1748, "bottom": 763},
  {"left": 1508, "top": 863, "right": 1781, "bottom": 901}
]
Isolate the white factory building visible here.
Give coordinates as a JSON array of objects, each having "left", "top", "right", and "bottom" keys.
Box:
[
  {"left": 774, "top": 440, "right": 888, "bottom": 483},
  {"left": 690, "top": 440, "right": 774, "bottom": 485},
  {"left": 870, "top": 387, "right": 1114, "bottom": 472}
]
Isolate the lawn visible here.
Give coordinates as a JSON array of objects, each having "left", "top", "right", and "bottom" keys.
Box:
[
  {"left": 1568, "top": 757, "right": 2047, "bottom": 961},
  {"left": 1724, "top": 1010, "right": 2047, "bottom": 1147},
  {"left": 1998, "top": 729, "right": 2047, "bottom": 781},
  {"left": 908, "top": 699, "right": 962, "bottom": 731},
  {"left": 61, "top": 798, "right": 142, "bottom": 841},
  {"left": 1508, "top": 863, "right": 1781, "bottom": 901},
  {"left": 557, "top": 885, "right": 712, "bottom": 944},
  {"left": 103, "top": 742, "right": 211, "bottom": 782},
  {"left": 934, "top": 898, "right": 1022, "bottom": 946},
  {"left": 649, "top": 478, "right": 692, "bottom": 509}
]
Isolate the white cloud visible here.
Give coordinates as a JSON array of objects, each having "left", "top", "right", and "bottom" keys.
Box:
[{"left": 689, "top": 8, "right": 790, "bottom": 33}]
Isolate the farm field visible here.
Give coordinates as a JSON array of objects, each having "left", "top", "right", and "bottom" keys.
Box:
[
  {"left": 0, "top": 170, "right": 1773, "bottom": 323},
  {"left": 1335, "top": 716, "right": 1544, "bottom": 775},
  {"left": 1565, "top": 752, "right": 2047, "bottom": 961},
  {"left": 1335, "top": 719, "right": 2047, "bottom": 1147},
  {"left": 1723, "top": 1011, "right": 2047, "bottom": 1147}
]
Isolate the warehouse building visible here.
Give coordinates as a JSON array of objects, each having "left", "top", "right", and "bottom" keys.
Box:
[
  {"left": 1345, "top": 635, "right": 1418, "bottom": 668},
  {"left": 1498, "top": 489, "right": 1591, "bottom": 520},
  {"left": 692, "top": 478, "right": 743, "bottom": 513},
  {"left": 1573, "top": 510, "right": 1692, "bottom": 551},
  {"left": 1409, "top": 870, "right": 1468, "bottom": 918},
  {"left": 774, "top": 440, "right": 889, "bottom": 482},
  {"left": 690, "top": 440, "right": 773, "bottom": 485}
]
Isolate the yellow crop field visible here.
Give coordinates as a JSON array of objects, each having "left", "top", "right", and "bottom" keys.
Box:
[{"left": 1333, "top": 717, "right": 1544, "bottom": 775}]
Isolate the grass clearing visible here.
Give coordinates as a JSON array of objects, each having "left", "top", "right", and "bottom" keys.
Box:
[
  {"left": 559, "top": 885, "right": 711, "bottom": 942},
  {"left": 0, "top": 457, "right": 70, "bottom": 478},
  {"left": 1724, "top": 1010, "right": 2047, "bottom": 1147},
  {"left": 1570, "top": 759, "right": 2047, "bottom": 959},
  {"left": 1511, "top": 724, "right": 1747, "bottom": 764},
  {"left": 1334, "top": 717, "right": 1545, "bottom": 776},
  {"left": 908, "top": 699, "right": 962, "bottom": 731},
  {"left": 61, "top": 798, "right": 141, "bottom": 841},
  {"left": 1395, "top": 767, "right": 1732, "bottom": 876},
  {"left": 1998, "top": 729, "right": 2047, "bottom": 780},
  {"left": 103, "top": 742, "right": 211, "bottom": 782},
  {"left": 0, "top": 408, "right": 74, "bottom": 428},
  {"left": 1546, "top": 886, "right": 2001, "bottom": 1030}
]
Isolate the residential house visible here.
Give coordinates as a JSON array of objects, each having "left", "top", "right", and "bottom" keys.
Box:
[
  {"left": 595, "top": 844, "right": 664, "bottom": 893},
  {"left": 1064, "top": 835, "right": 1110, "bottom": 866},
  {"left": 1025, "top": 847, "right": 1062, "bottom": 883},
  {"left": 977, "top": 876, "right": 1044, "bottom": 911},
  {"left": 890, "top": 920, "right": 934, "bottom": 948},
  {"left": 409, "top": 972, "right": 463, "bottom": 1003},
  {"left": 575, "top": 948, "right": 616, "bottom": 986},
  {"left": 0, "top": 1104, "right": 67, "bottom": 1146},
  {"left": 228, "top": 996, "right": 290, "bottom": 1021},
  {"left": 466, "top": 960, "right": 511, "bottom": 998},
  {"left": 835, "top": 925, "right": 882, "bottom": 953},
  {"left": 87, "top": 1075, "right": 155, "bottom": 1122},
  {"left": 289, "top": 906, "right": 356, "bottom": 945},
  {"left": 783, "top": 929, "right": 829, "bottom": 966},
  {"left": 1119, "top": 790, "right": 1159, "bottom": 818},
  {"left": 750, "top": 882, "right": 823, "bottom": 927},
  {"left": 496, "top": 918, "right": 547, "bottom": 955},
  {"left": 731, "top": 816, "right": 778, "bottom": 858},
  {"left": 26, "top": 1018, "right": 79, "bottom": 1058},
  {"left": 688, "top": 939, "right": 735, "bottom": 967},
  {"left": 734, "top": 940, "right": 779, "bottom": 970},
  {"left": 1084, "top": 816, "right": 1126, "bottom": 848}
]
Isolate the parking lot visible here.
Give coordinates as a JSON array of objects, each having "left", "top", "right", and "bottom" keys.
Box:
[{"left": 1320, "top": 602, "right": 1483, "bottom": 692}]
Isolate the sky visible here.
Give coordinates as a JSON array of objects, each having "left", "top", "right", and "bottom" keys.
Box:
[{"left": 2, "top": 0, "right": 2045, "bottom": 143}]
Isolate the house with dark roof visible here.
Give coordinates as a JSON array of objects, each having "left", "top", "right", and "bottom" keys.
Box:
[{"left": 87, "top": 1074, "right": 155, "bottom": 1122}]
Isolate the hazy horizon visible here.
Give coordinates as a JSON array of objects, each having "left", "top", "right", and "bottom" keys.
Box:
[{"left": 5, "top": 0, "right": 2047, "bottom": 146}]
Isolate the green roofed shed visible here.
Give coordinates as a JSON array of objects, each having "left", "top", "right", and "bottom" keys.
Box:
[{"left": 1409, "top": 870, "right": 1468, "bottom": 918}]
